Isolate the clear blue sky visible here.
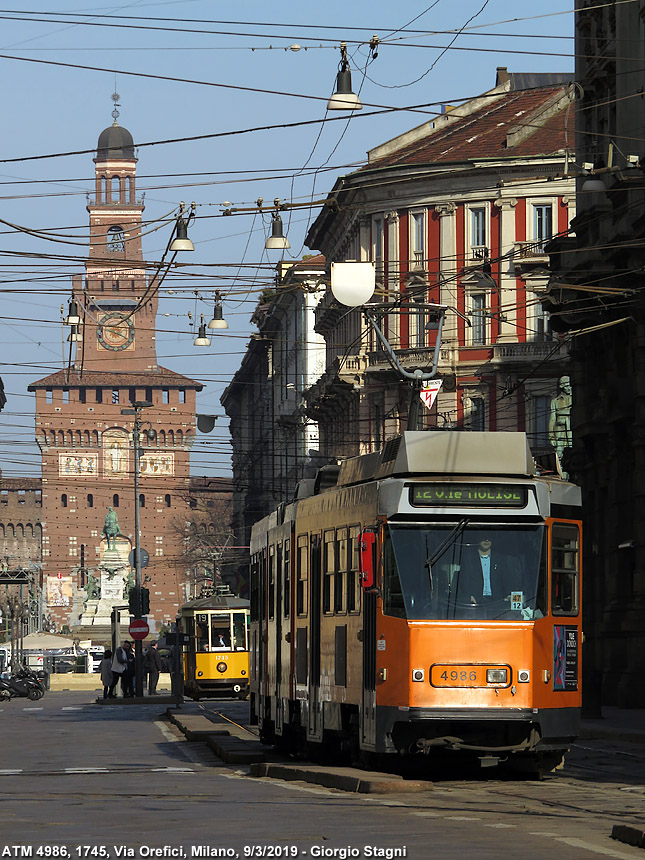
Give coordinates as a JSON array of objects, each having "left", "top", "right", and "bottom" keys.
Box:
[{"left": 0, "top": 0, "right": 574, "bottom": 478}]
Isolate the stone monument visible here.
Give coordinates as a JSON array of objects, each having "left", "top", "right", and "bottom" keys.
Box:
[{"left": 78, "top": 507, "right": 132, "bottom": 628}]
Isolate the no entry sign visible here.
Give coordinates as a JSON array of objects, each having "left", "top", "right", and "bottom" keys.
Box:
[{"left": 129, "top": 619, "right": 149, "bottom": 640}]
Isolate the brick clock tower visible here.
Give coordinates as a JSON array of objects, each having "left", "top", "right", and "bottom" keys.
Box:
[{"left": 29, "top": 105, "right": 202, "bottom": 634}]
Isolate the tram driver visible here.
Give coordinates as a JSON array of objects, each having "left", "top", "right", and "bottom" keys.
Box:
[{"left": 457, "top": 534, "right": 522, "bottom": 613}]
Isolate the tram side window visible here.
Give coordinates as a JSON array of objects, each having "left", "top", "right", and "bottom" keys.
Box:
[
  {"left": 195, "top": 614, "right": 209, "bottom": 651},
  {"left": 250, "top": 554, "right": 260, "bottom": 622},
  {"left": 268, "top": 546, "right": 275, "bottom": 621},
  {"left": 336, "top": 528, "right": 348, "bottom": 614},
  {"left": 233, "top": 612, "right": 248, "bottom": 649},
  {"left": 284, "top": 539, "right": 291, "bottom": 619},
  {"left": 348, "top": 525, "right": 361, "bottom": 614},
  {"left": 323, "top": 530, "right": 335, "bottom": 615},
  {"left": 297, "top": 535, "right": 308, "bottom": 616},
  {"left": 551, "top": 523, "right": 580, "bottom": 616},
  {"left": 383, "top": 531, "right": 406, "bottom": 618}
]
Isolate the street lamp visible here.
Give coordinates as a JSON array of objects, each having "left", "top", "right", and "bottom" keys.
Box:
[
  {"left": 327, "top": 43, "right": 362, "bottom": 111},
  {"left": 121, "top": 400, "right": 153, "bottom": 698},
  {"left": 207, "top": 291, "right": 228, "bottom": 330}
]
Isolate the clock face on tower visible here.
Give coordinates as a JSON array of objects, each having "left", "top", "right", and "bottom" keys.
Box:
[{"left": 97, "top": 312, "right": 135, "bottom": 351}]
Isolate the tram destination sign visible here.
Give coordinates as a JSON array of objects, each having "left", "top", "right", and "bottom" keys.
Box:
[{"left": 410, "top": 483, "right": 528, "bottom": 508}]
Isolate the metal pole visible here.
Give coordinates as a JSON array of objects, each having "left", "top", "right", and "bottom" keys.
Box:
[{"left": 133, "top": 408, "right": 144, "bottom": 697}]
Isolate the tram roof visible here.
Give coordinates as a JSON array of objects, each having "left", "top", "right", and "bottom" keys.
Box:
[
  {"left": 337, "top": 431, "right": 536, "bottom": 487},
  {"left": 180, "top": 594, "right": 249, "bottom": 612}
]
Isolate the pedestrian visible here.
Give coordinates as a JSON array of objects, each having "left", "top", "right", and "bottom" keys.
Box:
[
  {"left": 100, "top": 648, "right": 116, "bottom": 699},
  {"left": 111, "top": 642, "right": 128, "bottom": 696},
  {"left": 145, "top": 641, "right": 162, "bottom": 695},
  {"left": 122, "top": 641, "right": 135, "bottom": 697}
]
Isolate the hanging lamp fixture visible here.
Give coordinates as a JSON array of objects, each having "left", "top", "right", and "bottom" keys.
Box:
[
  {"left": 170, "top": 202, "right": 195, "bottom": 251},
  {"left": 64, "top": 297, "right": 80, "bottom": 326},
  {"left": 193, "top": 314, "right": 211, "bottom": 347},
  {"left": 327, "top": 43, "right": 362, "bottom": 111},
  {"left": 265, "top": 199, "right": 290, "bottom": 250},
  {"left": 208, "top": 290, "right": 229, "bottom": 330}
]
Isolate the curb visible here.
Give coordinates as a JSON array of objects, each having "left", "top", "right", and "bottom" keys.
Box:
[
  {"left": 612, "top": 824, "right": 645, "bottom": 849},
  {"left": 96, "top": 695, "right": 182, "bottom": 706},
  {"left": 166, "top": 710, "right": 228, "bottom": 741},
  {"left": 249, "top": 762, "right": 431, "bottom": 794}
]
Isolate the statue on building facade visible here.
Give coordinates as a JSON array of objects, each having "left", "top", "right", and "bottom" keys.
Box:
[
  {"left": 549, "top": 376, "right": 572, "bottom": 469},
  {"left": 85, "top": 572, "right": 100, "bottom": 601},
  {"left": 102, "top": 506, "right": 121, "bottom": 551}
]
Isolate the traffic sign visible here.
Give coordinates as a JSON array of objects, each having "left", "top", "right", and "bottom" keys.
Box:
[
  {"left": 128, "top": 548, "right": 150, "bottom": 569},
  {"left": 129, "top": 619, "right": 149, "bottom": 640}
]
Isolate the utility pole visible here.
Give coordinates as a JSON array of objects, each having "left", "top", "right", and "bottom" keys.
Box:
[{"left": 121, "top": 400, "right": 152, "bottom": 698}]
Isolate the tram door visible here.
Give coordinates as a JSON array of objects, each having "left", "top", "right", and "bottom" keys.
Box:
[
  {"left": 307, "top": 533, "right": 323, "bottom": 741},
  {"left": 361, "top": 590, "right": 377, "bottom": 748}
]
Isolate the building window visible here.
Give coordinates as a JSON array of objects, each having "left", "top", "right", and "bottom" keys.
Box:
[
  {"left": 532, "top": 395, "right": 551, "bottom": 448},
  {"left": 130, "top": 279, "right": 135, "bottom": 292},
  {"left": 470, "top": 398, "right": 486, "bottom": 431},
  {"left": 45, "top": 389, "right": 53, "bottom": 404},
  {"left": 129, "top": 388, "right": 136, "bottom": 404},
  {"left": 411, "top": 211, "right": 425, "bottom": 269},
  {"left": 79, "top": 388, "right": 86, "bottom": 404},
  {"left": 62, "top": 389, "right": 69, "bottom": 404},
  {"left": 179, "top": 390, "right": 186, "bottom": 404},
  {"left": 113, "top": 494, "right": 119, "bottom": 508},
  {"left": 139, "top": 494, "right": 145, "bottom": 508},
  {"left": 471, "top": 293, "right": 487, "bottom": 345},
  {"left": 533, "top": 204, "right": 553, "bottom": 252},
  {"left": 112, "top": 389, "right": 119, "bottom": 404},
  {"left": 111, "top": 176, "right": 120, "bottom": 201},
  {"left": 96, "top": 389, "right": 103, "bottom": 404},
  {"left": 107, "top": 225, "right": 125, "bottom": 252},
  {"left": 155, "top": 536, "right": 163, "bottom": 557},
  {"left": 470, "top": 206, "right": 487, "bottom": 259},
  {"left": 162, "top": 390, "right": 169, "bottom": 404},
  {"left": 372, "top": 216, "right": 384, "bottom": 279},
  {"left": 165, "top": 494, "right": 171, "bottom": 508},
  {"left": 61, "top": 494, "right": 67, "bottom": 508},
  {"left": 145, "top": 388, "right": 153, "bottom": 403},
  {"left": 87, "top": 494, "right": 94, "bottom": 508},
  {"left": 69, "top": 536, "right": 78, "bottom": 557}
]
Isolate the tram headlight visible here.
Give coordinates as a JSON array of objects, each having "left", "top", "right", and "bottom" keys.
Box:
[
  {"left": 197, "top": 670, "right": 203, "bottom": 677},
  {"left": 412, "top": 669, "right": 425, "bottom": 682},
  {"left": 486, "top": 668, "right": 508, "bottom": 685},
  {"left": 217, "top": 662, "right": 227, "bottom": 674}
]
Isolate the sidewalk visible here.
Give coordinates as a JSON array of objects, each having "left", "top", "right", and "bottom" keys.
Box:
[{"left": 581, "top": 706, "right": 645, "bottom": 744}]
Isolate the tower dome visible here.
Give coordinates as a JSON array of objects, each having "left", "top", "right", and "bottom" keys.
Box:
[{"left": 96, "top": 123, "right": 135, "bottom": 160}]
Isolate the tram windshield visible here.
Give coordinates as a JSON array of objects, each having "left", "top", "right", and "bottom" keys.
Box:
[{"left": 383, "top": 523, "right": 547, "bottom": 621}]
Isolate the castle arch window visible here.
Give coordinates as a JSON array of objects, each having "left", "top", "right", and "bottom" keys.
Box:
[
  {"left": 84, "top": 430, "right": 90, "bottom": 446},
  {"left": 107, "top": 225, "right": 125, "bottom": 253},
  {"left": 92, "top": 430, "right": 99, "bottom": 446},
  {"left": 159, "top": 430, "right": 166, "bottom": 446},
  {"left": 165, "top": 494, "right": 171, "bottom": 508},
  {"left": 176, "top": 429, "right": 183, "bottom": 446},
  {"left": 16, "top": 524, "right": 24, "bottom": 538},
  {"left": 113, "top": 494, "right": 119, "bottom": 508},
  {"left": 76, "top": 430, "right": 82, "bottom": 446},
  {"left": 139, "top": 494, "right": 146, "bottom": 508},
  {"left": 7, "top": 523, "right": 15, "bottom": 537},
  {"left": 168, "top": 429, "right": 175, "bottom": 447},
  {"left": 128, "top": 176, "right": 135, "bottom": 203},
  {"left": 0, "top": 524, "right": 5, "bottom": 538},
  {"left": 111, "top": 176, "right": 121, "bottom": 201},
  {"left": 67, "top": 430, "right": 74, "bottom": 447},
  {"left": 26, "top": 524, "right": 33, "bottom": 538},
  {"left": 101, "top": 176, "right": 107, "bottom": 202},
  {"left": 58, "top": 430, "right": 65, "bottom": 446},
  {"left": 87, "top": 494, "right": 94, "bottom": 508},
  {"left": 61, "top": 494, "right": 68, "bottom": 508},
  {"left": 35, "top": 524, "right": 42, "bottom": 539}
]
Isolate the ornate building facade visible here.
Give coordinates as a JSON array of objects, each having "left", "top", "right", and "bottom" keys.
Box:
[
  {"left": 305, "top": 69, "right": 575, "bottom": 460},
  {"left": 28, "top": 113, "right": 201, "bottom": 633}
]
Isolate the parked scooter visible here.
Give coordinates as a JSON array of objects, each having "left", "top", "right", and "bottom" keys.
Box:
[{"left": 0, "top": 665, "right": 45, "bottom": 700}]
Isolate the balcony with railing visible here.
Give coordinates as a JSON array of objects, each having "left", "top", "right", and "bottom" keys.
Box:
[
  {"left": 512, "top": 240, "right": 550, "bottom": 270},
  {"left": 491, "top": 339, "right": 569, "bottom": 365}
]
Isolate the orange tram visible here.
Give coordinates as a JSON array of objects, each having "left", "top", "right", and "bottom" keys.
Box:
[{"left": 250, "top": 432, "right": 582, "bottom": 775}]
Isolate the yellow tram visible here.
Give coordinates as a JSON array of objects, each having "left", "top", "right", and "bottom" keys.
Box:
[{"left": 178, "top": 591, "right": 250, "bottom": 700}]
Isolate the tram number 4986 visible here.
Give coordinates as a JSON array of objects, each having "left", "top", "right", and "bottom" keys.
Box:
[{"left": 441, "top": 669, "right": 477, "bottom": 681}]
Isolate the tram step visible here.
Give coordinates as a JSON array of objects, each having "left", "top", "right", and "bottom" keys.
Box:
[{"left": 166, "top": 712, "right": 230, "bottom": 741}]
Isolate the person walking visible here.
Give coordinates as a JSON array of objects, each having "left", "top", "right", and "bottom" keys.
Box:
[
  {"left": 111, "top": 642, "right": 128, "bottom": 696},
  {"left": 100, "top": 648, "right": 115, "bottom": 699},
  {"left": 121, "top": 641, "right": 135, "bottom": 697},
  {"left": 145, "top": 642, "right": 162, "bottom": 695}
]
